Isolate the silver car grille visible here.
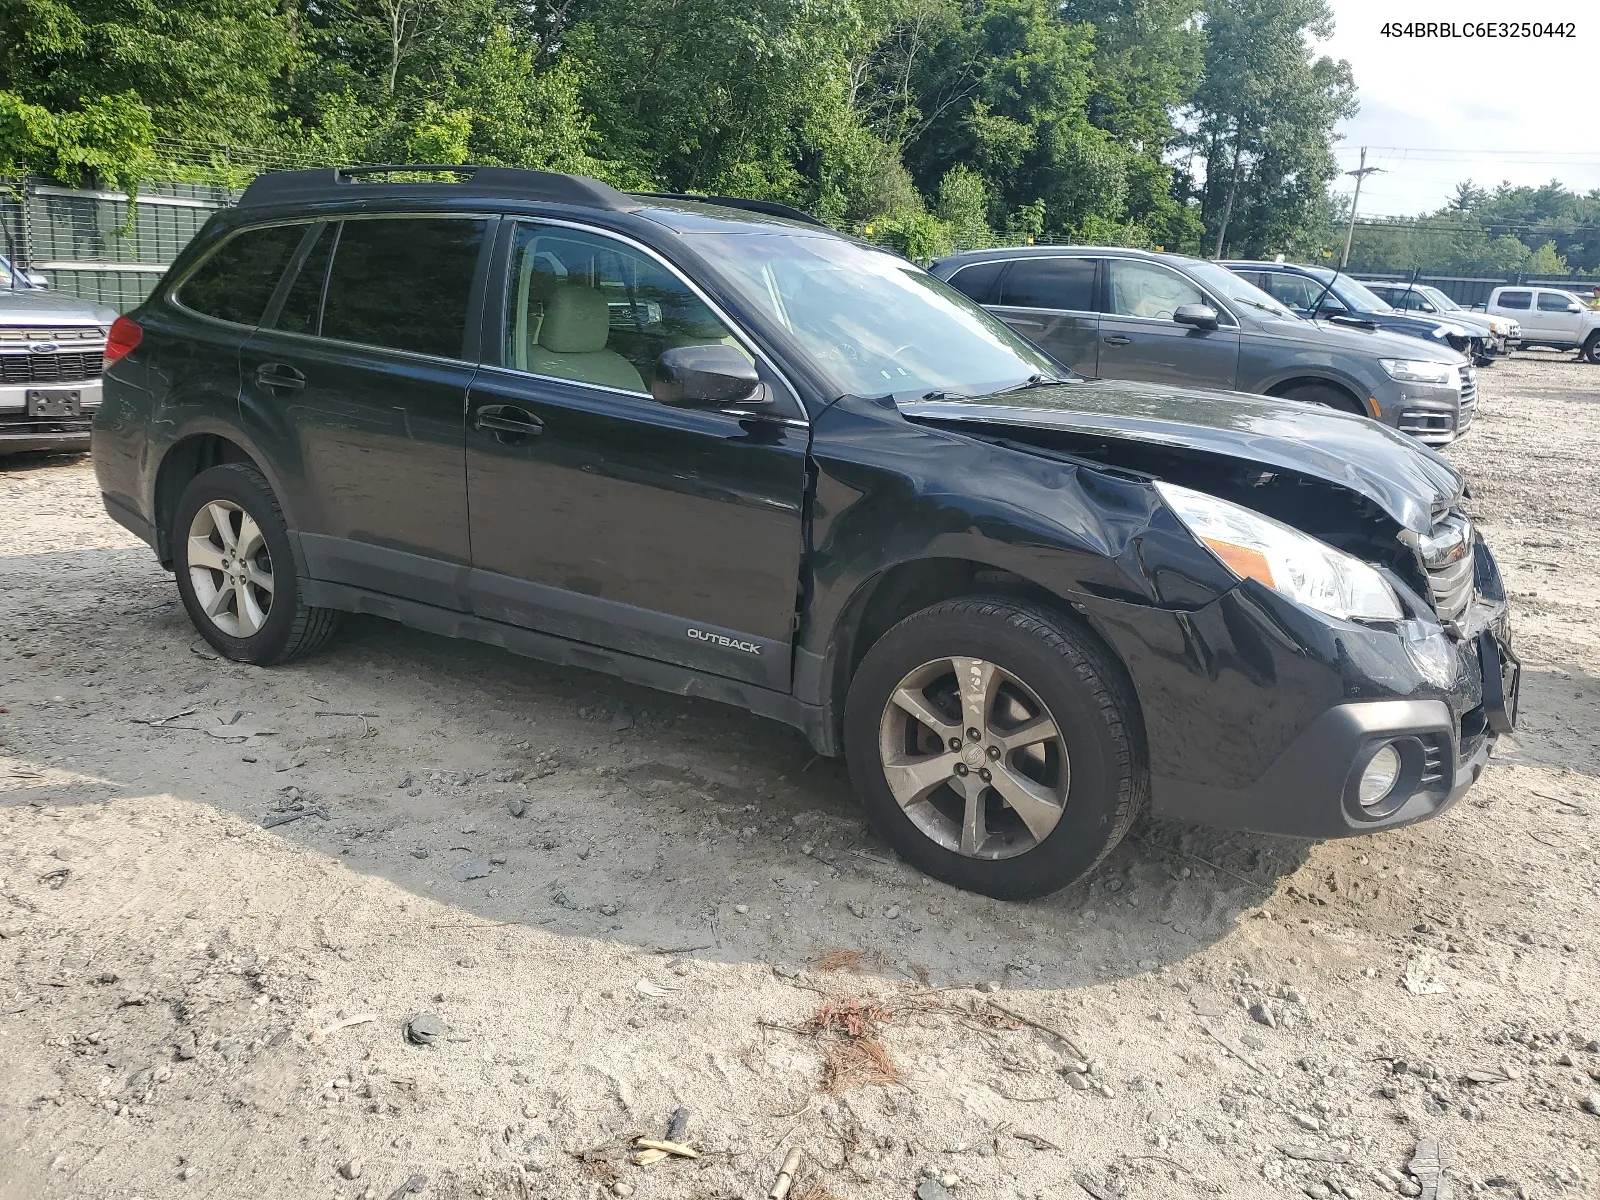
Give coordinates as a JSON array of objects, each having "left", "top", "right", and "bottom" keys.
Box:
[
  {"left": 0, "top": 326, "right": 108, "bottom": 343},
  {"left": 1457, "top": 365, "right": 1476, "bottom": 429},
  {"left": 0, "top": 326, "right": 108, "bottom": 385},
  {"left": 1417, "top": 511, "right": 1474, "bottom": 622}
]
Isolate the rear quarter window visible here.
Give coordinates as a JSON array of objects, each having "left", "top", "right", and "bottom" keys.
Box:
[
  {"left": 1496, "top": 290, "right": 1532, "bottom": 310},
  {"left": 176, "top": 224, "right": 308, "bottom": 326},
  {"left": 943, "top": 260, "right": 1005, "bottom": 304}
]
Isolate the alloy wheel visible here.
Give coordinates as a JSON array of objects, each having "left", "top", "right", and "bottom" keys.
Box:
[
  {"left": 186, "top": 499, "right": 275, "bottom": 638},
  {"left": 877, "top": 656, "right": 1069, "bottom": 859}
]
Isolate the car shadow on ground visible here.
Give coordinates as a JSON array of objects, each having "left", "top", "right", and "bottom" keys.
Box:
[{"left": 6, "top": 546, "right": 1322, "bottom": 996}]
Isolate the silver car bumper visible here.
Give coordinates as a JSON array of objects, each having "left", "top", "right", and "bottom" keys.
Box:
[{"left": 0, "top": 379, "right": 101, "bottom": 454}]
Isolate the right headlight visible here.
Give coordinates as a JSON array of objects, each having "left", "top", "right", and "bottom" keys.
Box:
[
  {"left": 1156, "top": 482, "right": 1403, "bottom": 621},
  {"left": 1378, "top": 358, "right": 1456, "bottom": 385}
]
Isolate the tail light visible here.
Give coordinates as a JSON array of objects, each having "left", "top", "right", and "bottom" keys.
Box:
[{"left": 105, "top": 316, "right": 143, "bottom": 363}]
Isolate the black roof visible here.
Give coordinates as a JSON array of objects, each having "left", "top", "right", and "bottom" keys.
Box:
[{"left": 237, "top": 165, "right": 825, "bottom": 227}]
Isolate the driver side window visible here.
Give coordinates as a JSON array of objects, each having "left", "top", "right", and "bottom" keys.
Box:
[
  {"left": 1261, "top": 272, "right": 1327, "bottom": 313},
  {"left": 1107, "top": 260, "right": 1207, "bottom": 320},
  {"left": 503, "top": 222, "right": 746, "bottom": 394}
]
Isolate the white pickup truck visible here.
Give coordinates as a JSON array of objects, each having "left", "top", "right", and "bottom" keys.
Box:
[{"left": 1486, "top": 286, "right": 1600, "bottom": 363}]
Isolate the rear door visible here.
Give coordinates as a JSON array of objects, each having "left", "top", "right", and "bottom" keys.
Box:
[
  {"left": 462, "top": 219, "right": 808, "bottom": 690},
  {"left": 1097, "top": 258, "right": 1240, "bottom": 389},
  {"left": 986, "top": 257, "right": 1101, "bottom": 375},
  {"left": 238, "top": 214, "right": 492, "bottom": 608}
]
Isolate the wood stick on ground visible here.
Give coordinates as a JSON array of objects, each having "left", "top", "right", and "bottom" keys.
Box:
[
  {"left": 985, "top": 998, "right": 1090, "bottom": 1062},
  {"left": 633, "top": 1138, "right": 698, "bottom": 1158},
  {"left": 769, "top": 1146, "right": 803, "bottom": 1200},
  {"left": 1200, "top": 1022, "right": 1267, "bottom": 1075},
  {"left": 307, "top": 1013, "right": 375, "bottom": 1044}
]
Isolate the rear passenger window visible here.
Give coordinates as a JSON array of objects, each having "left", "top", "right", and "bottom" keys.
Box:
[
  {"left": 999, "top": 258, "right": 1097, "bottom": 311},
  {"left": 1497, "top": 291, "right": 1531, "bottom": 310},
  {"left": 320, "top": 217, "right": 488, "bottom": 358},
  {"left": 944, "top": 260, "right": 1005, "bottom": 304},
  {"left": 273, "top": 224, "right": 335, "bottom": 336},
  {"left": 178, "top": 224, "right": 306, "bottom": 326}
]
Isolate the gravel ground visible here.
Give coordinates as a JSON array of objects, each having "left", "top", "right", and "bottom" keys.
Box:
[{"left": 1, "top": 351, "right": 1598, "bottom": 1200}]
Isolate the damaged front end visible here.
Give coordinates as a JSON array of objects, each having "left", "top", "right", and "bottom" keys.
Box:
[{"left": 901, "top": 393, "right": 1516, "bottom": 839}]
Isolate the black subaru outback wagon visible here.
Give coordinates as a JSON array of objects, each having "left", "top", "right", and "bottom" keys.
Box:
[{"left": 94, "top": 166, "right": 1518, "bottom": 899}]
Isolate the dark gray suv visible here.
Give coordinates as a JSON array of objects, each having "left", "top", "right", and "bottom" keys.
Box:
[{"left": 931, "top": 247, "right": 1477, "bottom": 446}]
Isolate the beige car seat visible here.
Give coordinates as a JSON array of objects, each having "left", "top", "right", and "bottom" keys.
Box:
[{"left": 522, "top": 283, "right": 646, "bottom": 392}]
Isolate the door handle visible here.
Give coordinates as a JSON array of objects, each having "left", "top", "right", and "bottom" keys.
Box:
[
  {"left": 475, "top": 405, "right": 544, "bottom": 440},
  {"left": 1102, "top": 335, "right": 1131, "bottom": 346},
  {"left": 255, "top": 363, "right": 305, "bottom": 390}
]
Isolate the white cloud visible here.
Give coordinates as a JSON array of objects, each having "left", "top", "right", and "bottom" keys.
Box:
[{"left": 1320, "top": 0, "right": 1597, "bottom": 215}]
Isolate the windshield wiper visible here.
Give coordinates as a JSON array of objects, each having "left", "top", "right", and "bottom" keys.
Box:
[
  {"left": 921, "top": 389, "right": 973, "bottom": 400},
  {"left": 994, "top": 373, "right": 1070, "bottom": 393}
]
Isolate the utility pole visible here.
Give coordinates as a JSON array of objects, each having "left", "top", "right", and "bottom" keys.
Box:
[{"left": 1340, "top": 147, "right": 1384, "bottom": 270}]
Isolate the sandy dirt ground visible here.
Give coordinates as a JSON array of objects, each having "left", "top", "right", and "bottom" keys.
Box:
[{"left": 2, "top": 352, "right": 1598, "bottom": 1200}]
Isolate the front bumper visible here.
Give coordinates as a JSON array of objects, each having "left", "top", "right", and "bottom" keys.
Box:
[
  {"left": 0, "top": 379, "right": 100, "bottom": 455},
  {"left": 1377, "top": 375, "right": 1468, "bottom": 447},
  {"left": 1084, "top": 541, "right": 1513, "bottom": 840}
]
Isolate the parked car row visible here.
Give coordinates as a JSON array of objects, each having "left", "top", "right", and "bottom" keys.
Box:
[
  {"left": 86, "top": 165, "right": 1517, "bottom": 899},
  {"left": 1358, "top": 280, "right": 1520, "bottom": 359},
  {"left": 933, "top": 246, "right": 1477, "bottom": 445}
]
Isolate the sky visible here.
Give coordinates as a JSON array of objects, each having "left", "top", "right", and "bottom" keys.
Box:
[{"left": 1318, "top": 0, "right": 1596, "bottom": 216}]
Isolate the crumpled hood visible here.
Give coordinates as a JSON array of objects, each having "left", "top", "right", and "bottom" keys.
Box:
[{"left": 899, "top": 379, "right": 1463, "bottom": 534}]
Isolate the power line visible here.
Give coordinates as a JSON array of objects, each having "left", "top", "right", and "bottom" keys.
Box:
[{"left": 1335, "top": 146, "right": 1600, "bottom": 160}]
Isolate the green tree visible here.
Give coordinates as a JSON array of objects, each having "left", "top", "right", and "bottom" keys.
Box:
[{"left": 1187, "top": 0, "right": 1356, "bottom": 259}]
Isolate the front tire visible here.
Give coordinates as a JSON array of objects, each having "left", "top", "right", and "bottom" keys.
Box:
[
  {"left": 172, "top": 463, "right": 339, "bottom": 665},
  {"left": 1583, "top": 333, "right": 1600, "bottom": 365},
  {"left": 843, "top": 597, "right": 1146, "bottom": 900}
]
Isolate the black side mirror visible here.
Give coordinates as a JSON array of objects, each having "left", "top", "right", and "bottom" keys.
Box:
[
  {"left": 652, "top": 343, "right": 766, "bottom": 409},
  {"left": 1173, "top": 303, "right": 1219, "bottom": 331}
]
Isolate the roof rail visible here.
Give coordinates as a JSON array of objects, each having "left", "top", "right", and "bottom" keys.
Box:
[
  {"left": 631, "top": 192, "right": 828, "bottom": 227},
  {"left": 237, "top": 165, "right": 639, "bottom": 211}
]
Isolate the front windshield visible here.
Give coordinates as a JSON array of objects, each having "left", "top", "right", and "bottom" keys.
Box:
[
  {"left": 1419, "top": 285, "right": 1462, "bottom": 312},
  {"left": 1187, "top": 260, "right": 1300, "bottom": 320},
  {"left": 0, "top": 255, "right": 21, "bottom": 289},
  {"left": 1330, "top": 275, "right": 1395, "bottom": 315},
  {"left": 688, "top": 232, "right": 1060, "bottom": 398}
]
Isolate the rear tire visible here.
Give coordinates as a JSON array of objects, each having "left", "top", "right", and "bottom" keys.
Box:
[
  {"left": 172, "top": 463, "right": 339, "bottom": 665},
  {"left": 1280, "top": 383, "right": 1366, "bottom": 416},
  {"left": 843, "top": 597, "right": 1147, "bottom": 900}
]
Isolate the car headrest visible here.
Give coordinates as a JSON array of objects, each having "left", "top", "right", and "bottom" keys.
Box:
[{"left": 539, "top": 284, "right": 611, "bottom": 354}]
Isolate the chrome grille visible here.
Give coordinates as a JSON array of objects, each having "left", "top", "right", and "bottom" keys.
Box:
[
  {"left": 0, "top": 351, "right": 104, "bottom": 384},
  {"left": 1418, "top": 511, "right": 1474, "bottom": 622},
  {"left": 1457, "top": 365, "right": 1477, "bottom": 429},
  {"left": 0, "top": 326, "right": 108, "bottom": 343}
]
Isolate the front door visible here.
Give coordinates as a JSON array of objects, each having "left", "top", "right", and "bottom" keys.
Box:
[
  {"left": 239, "top": 215, "right": 491, "bottom": 609},
  {"left": 1534, "top": 290, "right": 1584, "bottom": 344},
  {"left": 1096, "top": 257, "right": 1240, "bottom": 390},
  {"left": 987, "top": 257, "right": 1101, "bottom": 376},
  {"left": 464, "top": 219, "right": 808, "bottom": 691}
]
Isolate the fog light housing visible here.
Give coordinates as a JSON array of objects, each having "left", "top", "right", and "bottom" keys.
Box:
[{"left": 1358, "top": 743, "right": 1402, "bottom": 807}]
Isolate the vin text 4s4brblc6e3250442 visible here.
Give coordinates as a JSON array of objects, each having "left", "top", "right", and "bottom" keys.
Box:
[{"left": 93, "top": 165, "right": 1518, "bottom": 899}]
